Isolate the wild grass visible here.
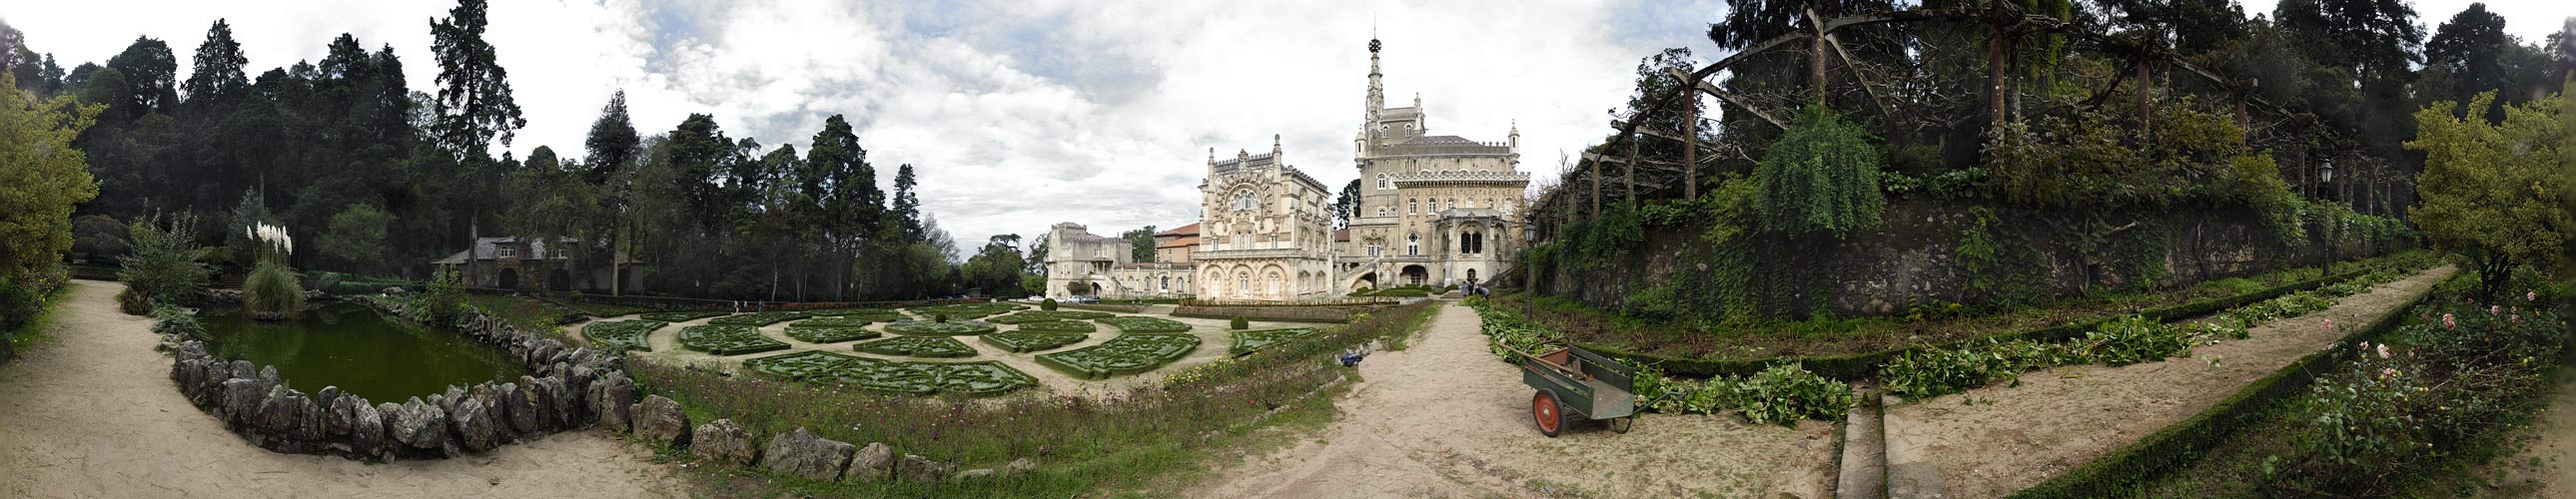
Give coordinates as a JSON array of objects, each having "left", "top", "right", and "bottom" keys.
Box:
[
  {"left": 633, "top": 301, "right": 1431, "bottom": 498},
  {"left": 0, "top": 281, "right": 75, "bottom": 376},
  {"left": 461, "top": 294, "right": 576, "bottom": 340}
]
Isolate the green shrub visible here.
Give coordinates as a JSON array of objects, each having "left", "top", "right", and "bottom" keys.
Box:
[
  {"left": 675, "top": 324, "right": 790, "bottom": 355},
  {"left": 1095, "top": 316, "right": 1191, "bottom": 333},
  {"left": 1755, "top": 105, "right": 1884, "bottom": 239},
  {"left": 1041, "top": 297, "right": 1058, "bottom": 310},
  {"left": 742, "top": 350, "right": 1037, "bottom": 396},
  {"left": 982, "top": 330, "right": 1090, "bottom": 352},
  {"left": 854, "top": 335, "right": 977, "bottom": 357},
  {"left": 2078, "top": 315, "right": 2190, "bottom": 366},
  {"left": 1011, "top": 319, "right": 1097, "bottom": 333},
  {"left": 1036, "top": 333, "right": 1201, "bottom": 378},
  {"left": 1229, "top": 327, "right": 1321, "bottom": 355},
  {"left": 784, "top": 326, "right": 879, "bottom": 343},
  {"left": 147, "top": 301, "right": 206, "bottom": 341},
  {"left": 581, "top": 319, "right": 665, "bottom": 352},
  {"left": 1730, "top": 363, "right": 1856, "bottom": 426},
  {"left": 707, "top": 311, "right": 806, "bottom": 326},
  {"left": 116, "top": 212, "right": 208, "bottom": 312},
  {"left": 884, "top": 319, "right": 998, "bottom": 335},
  {"left": 242, "top": 260, "right": 305, "bottom": 319},
  {"left": 804, "top": 308, "right": 909, "bottom": 321},
  {"left": 426, "top": 264, "right": 465, "bottom": 323},
  {"left": 985, "top": 310, "right": 1112, "bottom": 324},
  {"left": 791, "top": 317, "right": 872, "bottom": 328},
  {"left": 1229, "top": 315, "right": 1249, "bottom": 330}
]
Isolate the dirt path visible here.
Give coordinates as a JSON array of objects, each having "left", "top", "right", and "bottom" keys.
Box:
[
  {"left": 0, "top": 281, "right": 679, "bottom": 499},
  {"left": 2491, "top": 370, "right": 2576, "bottom": 497},
  {"left": 1883, "top": 265, "right": 2455, "bottom": 499},
  {"left": 1197, "top": 301, "right": 1837, "bottom": 498}
]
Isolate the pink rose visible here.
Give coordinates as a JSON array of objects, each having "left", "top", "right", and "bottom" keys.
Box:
[
  {"left": 2381, "top": 367, "right": 2397, "bottom": 378},
  {"left": 2492, "top": 305, "right": 2502, "bottom": 315},
  {"left": 2375, "top": 343, "right": 2389, "bottom": 359},
  {"left": 2443, "top": 313, "right": 2456, "bottom": 329}
]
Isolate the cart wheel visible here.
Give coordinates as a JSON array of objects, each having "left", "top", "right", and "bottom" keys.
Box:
[
  {"left": 1531, "top": 390, "right": 1565, "bottom": 437},
  {"left": 1607, "top": 416, "right": 1634, "bottom": 434}
]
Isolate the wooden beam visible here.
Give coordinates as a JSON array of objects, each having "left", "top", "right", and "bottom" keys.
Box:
[{"left": 1682, "top": 80, "right": 1699, "bottom": 201}]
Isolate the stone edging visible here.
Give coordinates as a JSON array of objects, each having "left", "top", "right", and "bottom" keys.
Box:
[{"left": 158, "top": 296, "right": 638, "bottom": 461}]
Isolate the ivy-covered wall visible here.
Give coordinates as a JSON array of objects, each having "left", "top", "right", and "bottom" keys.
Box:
[{"left": 1531, "top": 197, "right": 2409, "bottom": 319}]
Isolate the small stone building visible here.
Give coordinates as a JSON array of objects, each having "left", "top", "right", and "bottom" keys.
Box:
[{"left": 429, "top": 237, "right": 644, "bottom": 293}]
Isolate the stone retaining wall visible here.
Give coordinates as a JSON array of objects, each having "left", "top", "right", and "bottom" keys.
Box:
[{"left": 158, "top": 296, "right": 636, "bottom": 461}]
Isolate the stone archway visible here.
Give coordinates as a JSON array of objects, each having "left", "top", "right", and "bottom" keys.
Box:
[
  {"left": 1399, "top": 264, "right": 1427, "bottom": 285},
  {"left": 1349, "top": 271, "right": 1378, "bottom": 291},
  {"left": 497, "top": 267, "right": 519, "bottom": 289}
]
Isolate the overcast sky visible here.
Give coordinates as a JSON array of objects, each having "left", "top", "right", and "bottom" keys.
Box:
[{"left": 6, "top": 0, "right": 2570, "bottom": 246}]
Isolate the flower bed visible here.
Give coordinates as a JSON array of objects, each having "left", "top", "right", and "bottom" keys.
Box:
[
  {"left": 707, "top": 311, "right": 808, "bottom": 326},
  {"left": 980, "top": 331, "right": 1090, "bottom": 352},
  {"left": 676, "top": 324, "right": 792, "bottom": 355},
  {"left": 1095, "top": 316, "right": 1193, "bottom": 333},
  {"left": 986, "top": 310, "right": 1113, "bottom": 324},
  {"left": 783, "top": 326, "right": 880, "bottom": 344},
  {"left": 637, "top": 310, "right": 727, "bottom": 322},
  {"left": 854, "top": 335, "right": 976, "bottom": 358},
  {"left": 906, "top": 302, "right": 1024, "bottom": 319},
  {"left": 1228, "top": 327, "right": 1322, "bottom": 355},
  {"left": 790, "top": 317, "right": 873, "bottom": 328},
  {"left": 581, "top": 319, "right": 666, "bottom": 352},
  {"left": 1011, "top": 319, "right": 1097, "bottom": 333},
  {"left": 1035, "top": 333, "right": 1201, "bottom": 379},
  {"left": 740, "top": 350, "right": 1035, "bottom": 396},
  {"left": 805, "top": 308, "right": 910, "bottom": 322},
  {"left": 883, "top": 319, "right": 998, "bottom": 335}
]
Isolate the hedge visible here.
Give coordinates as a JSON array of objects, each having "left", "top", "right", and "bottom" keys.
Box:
[
  {"left": 707, "top": 311, "right": 808, "bottom": 326},
  {"left": 854, "top": 335, "right": 977, "bottom": 358},
  {"left": 981, "top": 331, "right": 1090, "bottom": 352},
  {"left": 580, "top": 319, "right": 666, "bottom": 352},
  {"left": 783, "top": 326, "right": 880, "bottom": 344},
  {"left": 638, "top": 310, "right": 728, "bottom": 322},
  {"left": 676, "top": 324, "right": 792, "bottom": 355},
  {"left": 1588, "top": 261, "right": 2421, "bottom": 381},
  {"left": 2001, "top": 272, "right": 2440, "bottom": 498}
]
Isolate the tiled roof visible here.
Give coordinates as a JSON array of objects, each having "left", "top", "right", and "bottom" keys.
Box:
[
  {"left": 1156, "top": 223, "right": 1201, "bottom": 237},
  {"left": 1157, "top": 236, "right": 1200, "bottom": 249}
]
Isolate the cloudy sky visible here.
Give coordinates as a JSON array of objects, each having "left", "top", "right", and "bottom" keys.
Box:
[{"left": 6, "top": 0, "right": 2571, "bottom": 246}]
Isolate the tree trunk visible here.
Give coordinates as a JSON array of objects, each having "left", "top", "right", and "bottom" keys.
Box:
[
  {"left": 1683, "top": 87, "right": 1699, "bottom": 201},
  {"left": 1986, "top": 26, "right": 2007, "bottom": 131}
]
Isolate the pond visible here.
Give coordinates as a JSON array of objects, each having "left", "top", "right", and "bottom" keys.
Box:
[{"left": 200, "top": 301, "right": 530, "bottom": 402}]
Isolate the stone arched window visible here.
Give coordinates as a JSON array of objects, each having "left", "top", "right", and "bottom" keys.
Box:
[
  {"left": 1407, "top": 199, "right": 1417, "bottom": 215},
  {"left": 1376, "top": 174, "right": 1388, "bottom": 190},
  {"left": 1406, "top": 233, "right": 1420, "bottom": 255},
  {"left": 1232, "top": 191, "right": 1260, "bottom": 212}
]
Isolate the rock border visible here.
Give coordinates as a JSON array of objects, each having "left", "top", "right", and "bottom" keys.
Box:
[{"left": 159, "top": 295, "right": 634, "bottom": 461}]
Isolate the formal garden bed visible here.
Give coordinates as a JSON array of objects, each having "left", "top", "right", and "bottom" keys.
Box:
[
  {"left": 854, "top": 335, "right": 977, "bottom": 358},
  {"left": 1095, "top": 316, "right": 1192, "bottom": 333},
  {"left": 986, "top": 310, "right": 1113, "bottom": 323},
  {"left": 1228, "top": 327, "right": 1321, "bottom": 355},
  {"left": 804, "top": 307, "right": 912, "bottom": 322},
  {"left": 1036, "top": 333, "right": 1201, "bottom": 379},
  {"left": 1013, "top": 319, "right": 1096, "bottom": 333},
  {"left": 580, "top": 319, "right": 665, "bottom": 352},
  {"left": 638, "top": 310, "right": 727, "bottom": 322},
  {"left": 677, "top": 324, "right": 792, "bottom": 355},
  {"left": 884, "top": 319, "right": 998, "bottom": 335},
  {"left": 906, "top": 302, "right": 1024, "bottom": 319},
  {"left": 783, "top": 325, "right": 879, "bottom": 343},
  {"left": 740, "top": 350, "right": 1037, "bottom": 396},
  {"left": 980, "top": 331, "right": 1090, "bottom": 352},
  {"left": 707, "top": 310, "right": 808, "bottom": 326},
  {"left": 791, "top": 316, "right": 873, "bottom": 328}
]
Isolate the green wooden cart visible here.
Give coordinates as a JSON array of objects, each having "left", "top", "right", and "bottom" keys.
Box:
[{"left": 1514, "top": 344, "right": 1638, "bottom": 437}]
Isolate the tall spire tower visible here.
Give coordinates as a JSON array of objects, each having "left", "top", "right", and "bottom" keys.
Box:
[{"left": 1363, "top": 38, "right": 1384, "bottom": 141}]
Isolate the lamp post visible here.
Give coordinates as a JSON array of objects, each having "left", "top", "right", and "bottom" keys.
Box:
[{"left": 2317, "top": 158, "right": 2335, "bottom": 278}]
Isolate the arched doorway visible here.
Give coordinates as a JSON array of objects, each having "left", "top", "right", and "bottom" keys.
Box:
[
  {"left": 1351, "top": 272, "right": 1378, "bottom": 290},
  {"left": 497, "top": 267, "right": 519, "bottom": 289},
  {"left": 1399, "top": 265, "right": 1427, "bottom": 285},
  {"left": 1066, "top": 281, "right": 1094, "bottom": 296},
  {"left": 548, "top": 268, "right": 572, "bottom": 291}
]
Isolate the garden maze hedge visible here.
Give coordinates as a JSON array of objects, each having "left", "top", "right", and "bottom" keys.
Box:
[
  {"left": 807, "top": 308, "right": 911, "bottom": 322},
  {"left": 883, "top": 319, "right": 998, "bottom": 335},
  {"left": 1036, "top": 333, "right": 1201, "bottom": 379},
  {"left": 637, "top": 310, "right": 727, "bottom": 322},
  {"left": 1095, "top": 316, "right": 1193, "bottom": 333},
  {"left": 742, "top": 350, "right": 1036, "bottom": 396},
  {"left": 677, "top": 324, "right": 793, "bottom": 355},
  {"left": 784, "top": 326, "right": 880, "bottom": 343},
  {"left": 791, "top": 317, "right": 874, "bottom": 328},
  {"left": 906, "top": 302, "right": 1025, "bottom": 319},
  {"left": 1229, "top": 327, "right": 1321, "bottom": 355},
  {"left": 580, "top": 319, "right": 666, "bottom": 352},
  {"left": 855, "top": 335, "right": 977, "bottom": 358},
  {"left": 981, "top": 331, "right": 1091, "bottom": 352},
  {"left": 707, "top": 311, "right": 808, "bottom": 326},
  {"left": 986, "top": 310, "right": 1113, "bottom": 324},
  {"left": 1011, "top": 319, "right": 1097, "bottom": 333}
]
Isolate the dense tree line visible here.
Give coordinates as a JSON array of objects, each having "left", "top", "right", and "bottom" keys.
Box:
[{"left": 1, "top": 0, "right": 1040, "bottom": 301}]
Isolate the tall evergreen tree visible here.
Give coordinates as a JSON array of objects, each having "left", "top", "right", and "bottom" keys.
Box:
[
  {"left": 428, "top": 0, "right": 525, "bottom": 159},
  {"left": 105, "top": 37, "right": 177, "bottom": 119},
  {"left": 583, "top": 90, "right": 639, "bottom": 184},
  {"left": 891, "top": 164, "right": 921, "bottom": 241},
  {"left": 182, "top": 19, "right": 249, "bottom": 108}
]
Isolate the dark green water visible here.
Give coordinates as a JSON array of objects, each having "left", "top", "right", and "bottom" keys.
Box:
[{"left": 201, "top": 301, "right": 529, "bottom": 402}]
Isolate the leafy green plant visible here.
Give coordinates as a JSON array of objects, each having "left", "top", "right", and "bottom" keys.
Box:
[
  {"left": 1041, "top": 297, "right": 1058, "bottom": 310},
  {"left": 1036, "top": 333, "right": 1201, "bottom": 378},
  {"left": 426, "top": 264, "right": 466, "bottom": 324},
  {"left": 675, "top": 324, "right": 791, "bottom": 355},
  {"left": 884, "top": 319, "right": 998, "bottom": 335},
  {"left": 1230, "top": 315, "right": 1250, "bottom": 330},
  {"left": 1729, "top": 363, "right": 1856, "bottom": 426},
  {"left": 116, "top": 212, "right": 209, "bottom": 313},
  {"left": 1095, "top": 316, "right": 1192, "bottom": 333},
  {"left": 783, "top": 325, "right": 879, "bottom": 343},
  {"left": 981, "top": 330, "right": 1090, "bottom": 352},
  {"left": 854, "top": 335, "right": 977, "bottom": 358},
  {"left": 147, "top": 301, "right": 206, "bottom": 341},
  {"left": 581, "top": 319, "right": 666, "bottom": 352},
  {"left": 742, "top": 350, "right": 859, "bottom": 380},
  {"left": 242, "top": 260, "right": 305, "bottom": 319},
  {"left": 1755, "top": 105, "right": 1885, "bottom": 239},
  {"left": 1011, "top": 319, "right": 1097, "bottom": 333},
  {"left": 2078, "top": 314, "right": 2190, "bottom": 366}
]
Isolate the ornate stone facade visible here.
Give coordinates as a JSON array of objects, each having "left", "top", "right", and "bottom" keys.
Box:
[
  {"left": 1333, "top": 38, "right": 1528, "bottom": 289},
  {"left": 1192, "top": 138, "right": 1336, "bottom": 300},
  {"left": 1041, "top": 223, "right": 1195, "bottom": 299}
]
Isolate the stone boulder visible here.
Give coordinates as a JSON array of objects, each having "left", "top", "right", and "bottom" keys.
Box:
[
  {"left": 955, "top": 469, "right": 995, "bottom": 481},
  {"left": 535, "top": 374, "right": 578, "bottom": 429},
  {"left": 448, "top": 389, "right": 503, "bottom": 452},
  {"left": 219, "top": 377, "right": 264, "bottom": 424},
  {"left": 691, "top": 419, "right": 758, "bottom": 466},
  {"left": 386, "top": 397, "right": 449, "bottom": 453},
  {"left": 758, "top": 427, "right": 854, "bottom": 482},
  {"left": 898, "top": 454, "right": 953, "bottom": 483},
  {"left": 844, "top": 442, "right": 894, "bottom": 482},
  {"left": 502, "top": 380, "right": 543, "bottom": 435},
  {"left": 588, "top": 372, "right": 637, "bottom": 432},
  {"left": 630, "top": 394, "right": 690, "bottom": 447}
]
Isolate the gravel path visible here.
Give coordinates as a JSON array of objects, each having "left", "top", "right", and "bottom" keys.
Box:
[
  {"left": 2492, "top": 371, "right": 2576, "bottom": 496},
  {"left": 1884, "top": 265, "right": 2455, "bottom": 499},
  {"left": 1196, "top": 301, "right": 1837, "bottom": 498},
  {"left": 0, "top": 281, "right": 679, "bottom": 499}
]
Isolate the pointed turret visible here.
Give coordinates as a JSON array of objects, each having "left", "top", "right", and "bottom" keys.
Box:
[{"left": 1363, "top": 38, "right": 1384, "bottom": 143}]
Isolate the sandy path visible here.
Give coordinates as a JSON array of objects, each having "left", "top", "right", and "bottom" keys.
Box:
[
  {"left": 1884, "top": 265, "right": 2454, "bottom": 499},
  {"left": 1197, "top": 301, "right": 1837, "bottom": 498},
  {"left": 0, "top": 281, "right": 679, "bottom": 499},
  {"left": 2493, "top": 371, "right": 2576, "bottom": 497}
]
